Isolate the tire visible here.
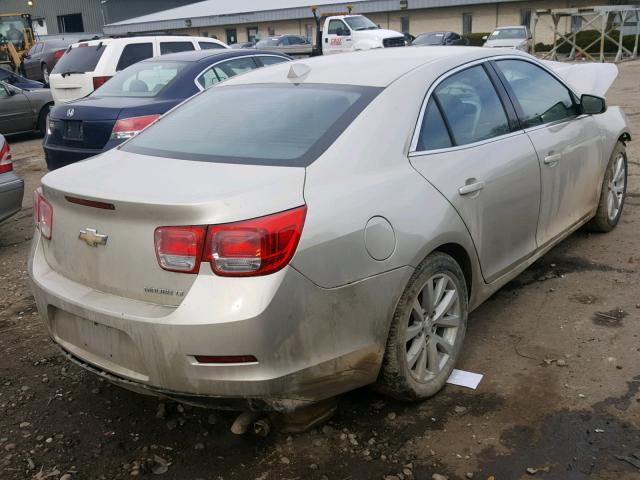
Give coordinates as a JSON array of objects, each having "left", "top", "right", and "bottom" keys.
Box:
[
  {"left": 37, "top": 107, "right": 50, "bottom": 136},
  {"left": 376, "top": 252, "right": 468, "bottom": 401},
  {"left": 41, "top": 64, "right": 49, "bottom": 85},
  {"left": 586, "top": 142, "right": 627, "bottom": 233}
]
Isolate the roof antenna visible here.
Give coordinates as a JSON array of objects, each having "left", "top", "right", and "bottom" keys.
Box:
[{"left": 287, "top": 63, "right": 311, "bottom": 83}]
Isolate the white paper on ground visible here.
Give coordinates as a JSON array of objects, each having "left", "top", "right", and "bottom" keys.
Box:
[{"left": 446, "top": 369, "right": 483, "bottom": 389}]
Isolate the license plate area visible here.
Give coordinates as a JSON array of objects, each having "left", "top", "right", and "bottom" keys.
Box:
[{"left": 63, "top": 120, "right": 83, "bottom": 140}]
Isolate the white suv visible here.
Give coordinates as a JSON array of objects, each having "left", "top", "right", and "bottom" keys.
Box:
[{"left": 49, "top": 35, "right": 228, "bottom": 104}]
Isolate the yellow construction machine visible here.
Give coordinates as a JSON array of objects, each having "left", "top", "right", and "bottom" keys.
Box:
[{"left": 0, "top": 13, "right": 35, "bottom": 72}]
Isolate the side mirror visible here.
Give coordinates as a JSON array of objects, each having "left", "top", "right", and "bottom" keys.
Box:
[
  {"left": 581, "top": 94, "right": 606, "bottom": 115},
  {"left": 482, "top": 35, "right": 488, "bottom": 41}
]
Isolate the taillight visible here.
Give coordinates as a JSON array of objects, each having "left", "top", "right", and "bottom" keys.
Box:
[
  {"left": 92, "top": 75, "right": 112, "bottom": 90},
  {"left": 111, "top": 114, "right": 160, "bottom": 140},
  {"left": 53, "top": 49, "right": 65, "bottom": 60},
  {"left": 34, "top": 188, "right": 53, "bottom": 240},
  {"left": 154, "top": 207, "right": 307, "bottom": 276},
  {"left": 204, "top": 206, "right": 307, "bottom": 277},
  {"left": 154, "top": 226, "right": 206, "bottom": 273},
  {"left": 0, "top": 141, "right": 12, "bottom": 174}
]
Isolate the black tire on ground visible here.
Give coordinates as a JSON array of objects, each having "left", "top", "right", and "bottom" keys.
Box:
[
  {"left": 37, "top": 107, "right": 50, "bottom": 136},
  {"left": 586, "top": 142, "right": 627, "bottom": 233},
  {"left": 375, "top": 252, "right": 468, "bottom": 401}
]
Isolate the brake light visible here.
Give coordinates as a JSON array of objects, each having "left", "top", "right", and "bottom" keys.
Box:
[
  {"left": 34, "top": 188, "right": 53, "bottom": 240},
  {"left": 155, "top": 226, "right": 206, "bottom": 273},
  {"left": 111, "top": 114, "right": 160, "bottom": 140},
  {"left": 0, "top": 141, "right": 12, "bottom": 174},
  {"left": 155, "top": 207, "right": 307, "bottom": 276},
  {"left": 92, "top": 75, "right": 112, "bottom": 90},
  {"left": 53, "top": 49, "right": 65, "bottom": 61},
  {"left": 204, "top": 206, "right": 307, "bottom": 277}
]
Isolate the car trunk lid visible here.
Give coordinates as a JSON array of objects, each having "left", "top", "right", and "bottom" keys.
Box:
[{"left": 39, "top": 149, "right": 306, "bottom": 306}]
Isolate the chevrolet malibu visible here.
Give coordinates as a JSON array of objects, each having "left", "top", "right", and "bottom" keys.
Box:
[{"left": 29, "top": 47, "right": 630, "bottom": 411}]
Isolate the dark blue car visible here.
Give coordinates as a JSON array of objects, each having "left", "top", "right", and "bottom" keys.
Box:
[{"left": 44, "top": 49, "right": 291, "bottom": 170}]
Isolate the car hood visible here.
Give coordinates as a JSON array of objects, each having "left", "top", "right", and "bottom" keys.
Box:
[
  {"left": 484, "top": 39, "right": 525, "bottom": 47},
  {"left": 358, "top": 29, "right": 404, "bottom": 40}
]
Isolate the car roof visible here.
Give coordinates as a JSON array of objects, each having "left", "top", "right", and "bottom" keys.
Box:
[
  {"left": 495, "top": 26, "right": 526, "bottom": 29},
  {"left": 69, "top": 36, "right": 217, "bottom": 47},
  {"left": 141, "top": 49, "right": 289, "bottom": 63},
  {"left": 223, "top": 46, "right": 527, "bottom": 88}
]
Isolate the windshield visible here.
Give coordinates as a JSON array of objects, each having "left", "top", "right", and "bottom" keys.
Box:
[
  {"left": 344, "top": 16, "right": 378, "bottom": 31},
  {"left": 0, "top": 16, "right": 28, "bottom": 49},
  {"left": 256, "top": 38, "right": 279, "bottom": 48},
  {"left": 489, "top": 28, "right": 527, "bottom": 40},
  {"left": 93, "top": 61, "right": 187, "bottom": 98},
  {"left": 413, "top": 33, "right": 445, "bottom": 45},
  {"left": 123, "top": 83, "right": 381, "bottom": 167},
  {"left": 52, "top": 43, "right": 106, "bottom": 74}
]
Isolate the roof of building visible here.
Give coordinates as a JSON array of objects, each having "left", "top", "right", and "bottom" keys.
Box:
[
  {"left": 103, "top": 0, "right": 525, "bottom": 34},
  {"left": 222, "top": 46, "right": 524, "bottom": 88}
]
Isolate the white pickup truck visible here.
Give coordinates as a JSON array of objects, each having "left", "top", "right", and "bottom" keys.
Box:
[{"left": 320, "top": 15, "right": 406, "bottom": 54}]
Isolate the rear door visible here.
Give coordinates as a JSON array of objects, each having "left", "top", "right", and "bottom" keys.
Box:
[
  {"left": 409, "top": 62, "right": 541, "bottom": 282},
  {"left": 0, "top": 84, "right": 34, "bottom": 133},
  {"left": 24, "top": 42, "right": 43, "bottom": 79},
  {"left": 492, "top": 58, "right": 603, "bottom": 246}
]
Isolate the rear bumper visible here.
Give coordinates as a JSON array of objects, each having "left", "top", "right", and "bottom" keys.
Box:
[
  {"left": 0, "top": 174, "right": 24, "bottom": 222},
  {"left": 43, "top": 139, "right": 122, "bottom": 170},
  {"left": 29, "top": 233, "right": 410, "bottom": 410}
]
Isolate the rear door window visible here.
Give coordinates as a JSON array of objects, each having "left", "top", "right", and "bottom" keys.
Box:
[
  {"left": 199, "top": 41, "right": 225, "bottom": 50},
  {"left": 256, "top": 55, "right": 289, "bottom": 66},
  {"left": 212, "top": 57, "right": 258, "bottom": 82},
  {"left": 52, "top": 43, "right": 106, "bottom": 74},
  {"left": 434, "top": 65, "right": 510, "bottom": 146},
  {"left": 417, "top": 98, "right": 453, "bottom": 151},
  {"left": 160, "top": 41, "right": 195, "bottom": 55},
  {"left": 116, "top": 43, "right": 153, "bottom": 71}
]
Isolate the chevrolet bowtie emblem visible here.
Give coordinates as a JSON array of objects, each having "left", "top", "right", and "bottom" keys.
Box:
[{"left": 79, "top": 228, "right": 108, "bottom": 247}]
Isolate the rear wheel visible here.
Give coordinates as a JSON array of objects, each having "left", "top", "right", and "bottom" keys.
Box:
[
  {"left": 42, "top": 64, "right": 50, "bottom": 85},
  {"left": 586, "top": 142, "right": 627, "bottom": 233},
  {"left": 37, "top": 106, "right": 50, "bottom": 136},
  {"left": 376, "top": 252, "right": 468, "bottom": 400}
]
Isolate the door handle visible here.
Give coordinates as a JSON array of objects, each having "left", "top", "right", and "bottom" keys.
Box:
[
  {"left": 458, "top": 180, "right": 485, "bottom": 196},
  {"left": 543, "top": 153, "right": 561, "bottom": 165}
]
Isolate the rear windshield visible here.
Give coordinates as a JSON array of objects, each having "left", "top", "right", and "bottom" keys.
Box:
[
  {"left": 123, "top": 83, "right": 380, "bottom": 167},
  {"left": 52, "top": 43, "right": 106, "bottom": 74},
  {"left": 92, "top": 61, "right": 187, "bottom": 98},
  {"left": 414, "top": 33, "right": 445, "bottom": 45}
]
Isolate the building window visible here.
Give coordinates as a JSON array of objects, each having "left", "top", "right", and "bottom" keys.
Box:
[
  {"left": 304, "top": 23, "right": 314, "bottom": 41},
  {"left": 462, "top": 13, "right": 472, "bottom": 35},
  {"left": 571, "top": 16, "right": 583, "bottom": 32},
  {"left": 201, "top": 31, "right": 209, "bottom": 37},
  {"left": 400, "top": 16, "right": 410, "bottom": 34},
  {"left": 57, "top": 13, "right": 84, "bottom": 33},
  {"left": 247, "top": 27, "right": 258, "bottom": 43},
  {"left": 520, "top": 9, "right": 531, "bottom": 28},
  {"left": 268, "top": 26, "right": 275, "bottom": 36},
  {"left": 226, "top": 28, "right": 237, "bottom": 44}
]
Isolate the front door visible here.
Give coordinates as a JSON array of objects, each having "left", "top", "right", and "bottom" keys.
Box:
[
  {"left": 324, "top": 19, "right": 351, "bottom": 54},
  {"left": 0, "top": 84, "right": 33, "bottom": 134},
  {"left": 410, "top": 64, "right": 541, "bottom": 282},
  {"left": 492, "top": 59, "right": 603, "bottom": 246}
]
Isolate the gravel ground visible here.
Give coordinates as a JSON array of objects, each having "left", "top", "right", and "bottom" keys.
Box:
[{"left": 1, "top": 61, "right": 639, "bottom": 480}]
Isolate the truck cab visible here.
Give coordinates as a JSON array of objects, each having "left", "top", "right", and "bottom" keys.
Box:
[{"left": 321, "top": 15, "right": 405, "bottom": 54}]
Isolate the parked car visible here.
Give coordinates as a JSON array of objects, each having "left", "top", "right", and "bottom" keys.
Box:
[
  {"left": 255, "top": 35, "right": 313, "bottom": 57},
  {"left": 0, "top": 81, "right": 53, "bottom": 135},
  {"left": 230, "top": 41, "right": 256, "bottom": 49},
  {"left": 0, "top": 67, "right": 45, "bottom": 89},
  {"left": 412, "top": 31, "right": 468, "bottom": 46},
  {"left": 483, "top": 26, "right": 532, "bottom": 51},
  {"left": 0, "top": 134, "right": 23, "bottom": 223},
  {"left": 21, "top": 34, "right": 101, "bottom": 84},
  {"left": 29, "top": 48, "right": 630, "bottom": 410},
  {"left": 49, "top": 35, "right": 229, "bottom": 104},
  {"left": 44, "top": 49, "right": 290, "bottom": 170}
]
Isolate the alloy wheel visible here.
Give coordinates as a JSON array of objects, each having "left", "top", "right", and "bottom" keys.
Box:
[
  {"left": 405, "top": 273, "right": 462, "bottom": 382},
  {"left": 607, "top": 152, "right": 626, "bottom": 222}
]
